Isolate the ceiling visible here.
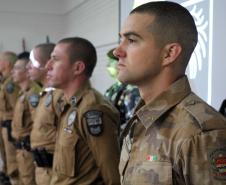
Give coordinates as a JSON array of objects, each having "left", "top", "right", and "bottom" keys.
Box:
[{"left": 0, "top": 0, "right": 87, "bottom": 15}]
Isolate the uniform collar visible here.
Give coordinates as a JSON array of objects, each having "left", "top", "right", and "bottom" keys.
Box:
[
  {"left": 44, "top": 87, "right": 55, "bottom": 92},
  {"left": 136, "top": 75, "right": 191, "bottom": 129},
  {"left": 63, "top": 80, "right": 92, "bottom": 108}
]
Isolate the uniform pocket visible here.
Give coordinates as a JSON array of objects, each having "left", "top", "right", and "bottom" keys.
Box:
[
  {"left": 119, "top": 139, "right": 130, "bottom": 176},
  {"left": 0, "top": 91, "right": 6, "bottom": 111},
  {"left": 125, "top": 161, "right": 173, "bottom": 185}
]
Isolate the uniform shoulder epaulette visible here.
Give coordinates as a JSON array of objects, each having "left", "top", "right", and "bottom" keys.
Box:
[
  {"left": 30, "top": 82, "right": 42, "bottom": 94},
  {"left": 181, "top": 93, "right": 226, "bottom": 131}
]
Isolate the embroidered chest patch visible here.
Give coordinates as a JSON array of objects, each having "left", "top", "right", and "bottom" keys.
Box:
[
  {"left": 45, "top": 93, "right": 52, "bottom": 107},
  {"left": 64, "top": 110, "right": 77, "bottom": 134},
  {"left": 85, "top": 110, "right": 103, "bottom": 136},
  {"left": 19, "top": 94, "right": 25, "bottom": 102}
]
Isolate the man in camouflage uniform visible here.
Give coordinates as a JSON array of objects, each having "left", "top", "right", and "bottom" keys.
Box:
[
  {"left": 46, "top": 37, "right": 120, "bottom": 185},
  {"left": 113, "top": 1, "right": 226, "bottom": 185},
  {"left": 219, "top": 99, "right": 226, "bottom": 117},
  {"left": 104, "top": 49, "right": 140, "bottom": 132},
  {"left": 0, "top": 51, "right": 20, "bottom": 185},
  {"left": 28, "top": 43, "right": 63, "bottom": 185},
  {"left": 11, "top": 58, "right": 42, "bottom": 185}
]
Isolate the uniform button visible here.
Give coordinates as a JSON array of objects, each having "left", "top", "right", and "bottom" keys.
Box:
[
  {"left": 149, "top": 116, "right": 155, "bottom": 121},
  {"left": 190, "top": 100, "right": 196, "bottom": 105},
  {"left": 186, "top": 100, "right": 196, "bottom": 106}
]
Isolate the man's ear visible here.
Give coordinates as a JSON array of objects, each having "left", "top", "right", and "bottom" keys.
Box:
[
  {"left": 72, "top": 61, "right": 85, "bottom": 76},
  {"left": 161, "top": 43, "right": 182, "bottom": 67}
]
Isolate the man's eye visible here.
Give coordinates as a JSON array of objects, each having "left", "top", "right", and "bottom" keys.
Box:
[{"left": 128, "top": 38, "right": 135, "bottom": 43}]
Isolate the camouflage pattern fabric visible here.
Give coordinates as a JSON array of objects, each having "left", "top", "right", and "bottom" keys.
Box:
[
  {"left": 120, "top": 75, "right": 226, "bottom": 185},
  {"left": 105, "top": 82, "right": 140, "bottom": 130}
]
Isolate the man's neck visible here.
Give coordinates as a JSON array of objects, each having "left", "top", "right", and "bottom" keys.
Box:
[
  {"left": 139, "top": 72, "right": 178, "bottom": 104},
  {"left": 19, "top": 80, "right": 30, "bottom": 92},
  {"left": 63, "top": 76, "right": 88, "bottom": 101}
]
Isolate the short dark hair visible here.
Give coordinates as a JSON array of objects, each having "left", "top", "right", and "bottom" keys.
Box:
[
  {"left": 35, "top": 43, "right": 55, "bottom": 66},
  {"left": 58, "top": 37, "right": 97, "bottom": 77},
  {"left": 131, "top": 1, "right": 198, "bottom": 64},
  {"left": 17, "top": 51, "right": 30, "bottom": 60}
]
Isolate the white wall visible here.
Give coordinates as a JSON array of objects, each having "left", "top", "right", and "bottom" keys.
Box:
[
  {"left": 0, "top": 0, "right": 119, "bottom": 94},
  {"left": 211, "top": 0, "right": 226, "bottom": 109},
  {"left": 0, "top": 11, "right": 64, "bottom": 53},
  {"left": 63, "top": 0, "right": 119, "bottom": 94}
]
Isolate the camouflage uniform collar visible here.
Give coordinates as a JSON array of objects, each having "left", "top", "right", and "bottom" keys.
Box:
[
  {"left": 64, "top": 80, "right": 92, "bottom": 107},
  {"left": 136, "top": 75, "right": 191, "bottom": 129}
]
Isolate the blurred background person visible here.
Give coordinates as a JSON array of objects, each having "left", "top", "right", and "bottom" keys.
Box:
[
  {"left": 0, "top": 51, "right": 20, "bottom": 185},
  {"left": 28, "top": 43, "right": 63, "bottom": 185},
  {"left": 46, "top": 37, "right": 120, "bottom": 185},
  {"left": 11, "top": 57, "right": 41, "bottom": 185},
  {"left": 104, "top": 48, "right": 140, "bottom": 135}
]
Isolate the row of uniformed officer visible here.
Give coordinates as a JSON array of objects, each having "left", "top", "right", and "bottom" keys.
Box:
[
  {"left": 1, "top": 38, "right": 121, "bottom": 185},
  {"left": 45, "top": 37, "right": 121, "bottom": 185},
  {"left": 27, "top": 44, "right": 62, "bottom": 185}
]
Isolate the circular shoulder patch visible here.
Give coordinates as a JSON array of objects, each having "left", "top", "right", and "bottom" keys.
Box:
[
  {"left": 6, "top": 82, "right": 14, "bottom": 94},
  {"left": 84, "top": 110, "right": 103, "bottom": 136},
  {"left": 209, "top": 147, "right": 226, "bottom": 180},
  {"left": 29, "top": 94, "right": 40, "bottom": 107}
]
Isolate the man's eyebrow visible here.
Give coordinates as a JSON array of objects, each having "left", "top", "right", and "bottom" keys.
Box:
[{"left": 119, "top": 31, "right": 142, "bottom": 39}]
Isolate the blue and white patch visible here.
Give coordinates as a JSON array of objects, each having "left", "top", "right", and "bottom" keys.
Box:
[
  {"left": 45, "top": 92, "right": 52, "bottom": 107},
  {"left": 64, "top": 110, "right": 76, "bottom": 134},
  {"left": 29, "top": 94, "right": 40, "bottom": 107},
  {"left": 85, "top": 110, "right": 103, "bottom": 136},
  {"left": 6, "top": 82, "right": 14, "bottom": 94}
]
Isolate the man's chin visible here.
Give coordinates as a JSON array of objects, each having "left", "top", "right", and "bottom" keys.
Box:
[
  {"left": 47, "top": 82, "right": 58, "bottom": 89},
  {"left": 117, "top": 74, "right": 128, "bottom": 84}
]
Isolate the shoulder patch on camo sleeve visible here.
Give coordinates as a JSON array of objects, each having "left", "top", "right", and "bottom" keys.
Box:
[
  {"left": 209, "top": 147, "right": 226, "bottom": 181},
  {"left": 84, "top": 110, "right": 103, "bottom": 136},
  {"left": 29, "top": 94, "right": 40, "bottom": 107}
]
